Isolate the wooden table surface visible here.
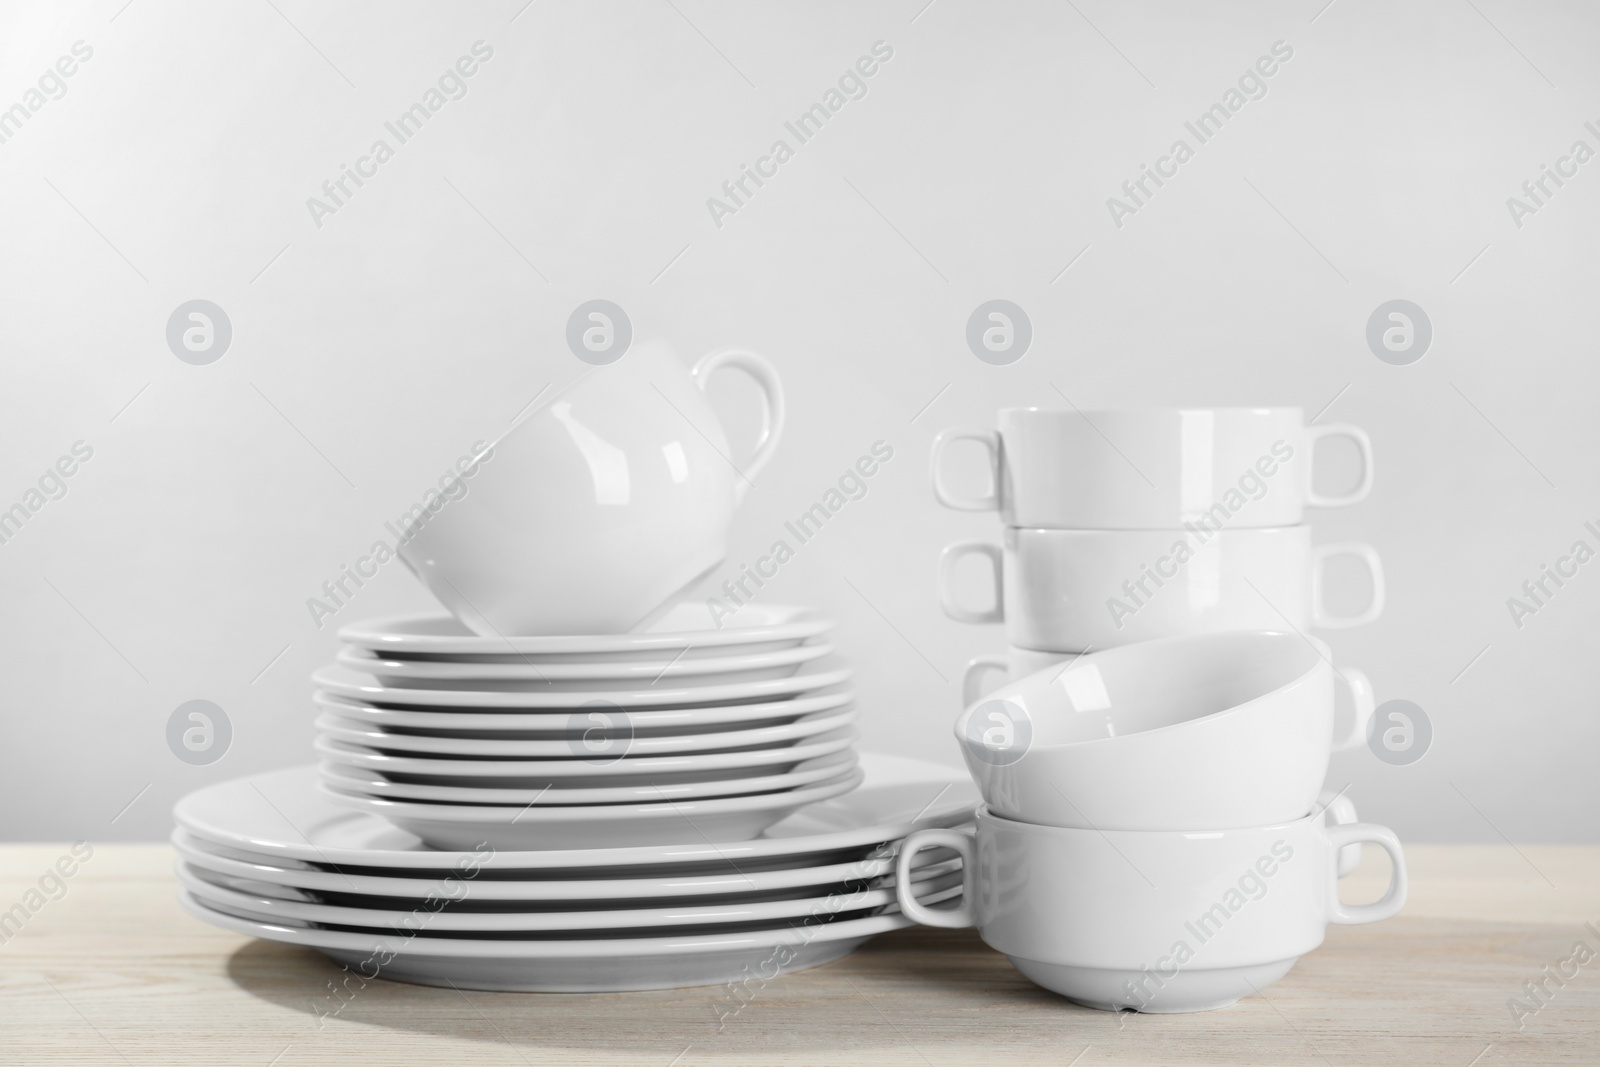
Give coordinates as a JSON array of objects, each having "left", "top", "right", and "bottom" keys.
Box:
[{"left": 2, "top": 844, "right": 1597, "bottom": 1065}]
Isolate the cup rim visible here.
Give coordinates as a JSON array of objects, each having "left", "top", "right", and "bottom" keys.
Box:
[
  {"left": 955, "top": 631, "right": 1329, "bottom": 753},
  {"left": 997, "top": 405, "right": 1306, "bottom": 420},
  {"left": 975, "top": 801, "right": 1328, "bottom": 838},
  {"left": 1002, "top": 525, "right": 1309, "bottom": 539}
]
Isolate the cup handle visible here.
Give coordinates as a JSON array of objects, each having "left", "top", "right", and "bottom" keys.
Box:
[
  {"left": 691, "top": 349, "right": 787, "bottom": 506},
  {"left": 1304, "top": 424, "right": 1374, "bottom": 508},
  {"left": 962, "top": 654, "right": 1010, "bottom": 707},
  {"left": 938, "top": 542, "right": 1004, "bottom": 624},
  {"left": 895, "top": 828, "right": 975, "bottom": 928},
  {"left": 1324, "top": 822, "right": 1407, "bottom": 924},
  {"left": 1315, "top": 790, "right": 1362, "bottom": 877},
  {"left": 930, "top": 428, "right": 1000, "bottom": 512},
  {"left": 1310, "top": 542, "right": 1386, "bottom": 629},
  {"left": 1329, "top": 666, "right": 1376, "bottom": 752}
]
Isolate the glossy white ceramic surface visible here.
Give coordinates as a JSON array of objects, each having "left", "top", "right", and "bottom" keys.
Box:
[
  {"left": 335, "top": 640, "right": 831, "bottom": 686},
  {"left": 172, "top": 827, "right": 961, "bottom": 901},
  {"left": 178, "top": 860, "right": 962, "bottom": 932},
  {"left": 952, "top": 632, "right": 1375, "bottom": 830},
  {"left": 318, "top": 764, "right": 867, "bottom": 850},
  {"left": 896, "top": 806, "right": 1406, "bottom": 1011},
  {"left": 178, "top": 890, "right": 918, "bottom": 992},
  {"left": 931, "top": 407, "right": 1373, "bottom": 528},
  {"left": 397, "top": 341, "right": 785, "bottom": 636},
  {"left": 939, "top": 525, "right": 1385, "bottom": 651},
  {"left": 313, "top": 726, "right": 859, "bottom": 781},
  {"left": 311, "top": 705, "right": 857, "bottom": 758},
  {"left": 337, "top": 603, "right": 831, "bottom": 662},
  {"left": 172, "top": 754, "right": 979, "bottom": 869},
  {"left": 311, "top": 687, "right": 854, "bottom": 732},
  {"left": 310, "top": 658, "right": 852, "bottom": 709},
  {"left": 318, "top": 750, "right": 858, "bottom": 805}
]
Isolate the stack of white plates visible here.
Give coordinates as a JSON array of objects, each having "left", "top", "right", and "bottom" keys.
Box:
[
  {"left": 315, "top": 604, "right": 864, "bottom": 850},
  {"left": 174, "top": 754, "right": 978, "bottom": 991}
]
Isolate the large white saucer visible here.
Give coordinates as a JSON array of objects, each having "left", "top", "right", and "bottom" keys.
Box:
[
  {"left": 173, "top": 753, "right": 978, "bottom": 869},
  {"left": 178, "top": 861, "right": 963, "bottom": 933},
  {"left": 178, "top": 890, "right": 931, "bottom": 992},
  {"left": 172, "top": 827, "right": 964, "bottom": 900}
]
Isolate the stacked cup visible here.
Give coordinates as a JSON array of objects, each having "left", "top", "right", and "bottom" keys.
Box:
[
  {"left": 932, "top": 407, "right": 1385, "bottom": 721},
  {"left": 908, "top": 408, "right": 1405, "bottom": 1012}
]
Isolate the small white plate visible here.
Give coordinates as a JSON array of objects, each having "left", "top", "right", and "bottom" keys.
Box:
[
  {"left": 313, "top": 726, "right": 858, "bottom": 780},
  {"left": 178, "top": 889, "right": 921, "bottom": 992},
  {"left": 174, "top": 753, "right": 978, "bottom": 870},
  {"left": 312, "top": 659, "right": 852, "bottom": 709},
  {"left": 319, "top": 766, "right": 867, "bottom": 850},
  {"left": 337, "top": 604, "right": 833, "bottom": 662},
  {"left": 312, "top": 706, "right": 858, "bottom": 758},
  {"left": 319, "top": 751, "right": 859, "bottom": 805},
  {"left": 173, "top": 827, "right": 965, "bottom": 900},
  {"left": 179, "top": 861, "right": 963, "bottom": 932},
  {"left": 312, "top": 687, "right": 854, "bottom": 733},
  {"left": 337, "top": 641, "right": 832, "bottom": 687}
]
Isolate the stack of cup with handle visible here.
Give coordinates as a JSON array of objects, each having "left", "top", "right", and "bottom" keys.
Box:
[
  {"left": 904, "top": 407, "right": 1405, "bottom": 1012},
  {"left": 933, "top": 407, "right": 1384, "bottom": 729}
]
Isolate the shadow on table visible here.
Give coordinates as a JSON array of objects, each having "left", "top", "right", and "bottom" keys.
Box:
[{"left": 222, "top": 926, "right": 1094, "bottom": 1054}]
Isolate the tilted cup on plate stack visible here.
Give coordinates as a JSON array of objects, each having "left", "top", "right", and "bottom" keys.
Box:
[
  {"left": 174, "top": 343, "right": 979, "bottom": 990},
  {"left": 910, "top": 407, "right": 1404, "bottom": 1012}
]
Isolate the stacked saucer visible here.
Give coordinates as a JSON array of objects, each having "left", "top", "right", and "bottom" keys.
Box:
[
  {"left": 313, "top": 603, "right": 866, "bottom": 850},
  {"left": 173, "top": 754, "right": 977, "bottom": 991}
]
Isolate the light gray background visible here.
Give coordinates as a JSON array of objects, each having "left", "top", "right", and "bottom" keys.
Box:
[{"left": 1, "top": 0, "right": 1595, "bottom": 843}]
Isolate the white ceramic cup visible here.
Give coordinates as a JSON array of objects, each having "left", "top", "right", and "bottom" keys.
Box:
[
  {"left": 952, "top": 631, "right": 1375, "bottom": 831},
  {"left": 961, "top": 649, "right": 1377, "bottom": 767},
  {"left": 939, "top": 525, "right": 1384, "bottom": 652},
  {"left": 398, "top": 340, "right": 784, "bottom": 636},
  {"left": 894, "top": 805, "right": 1406, "bottom": 1012},
  {"left": 931, "top": 407, "right": 1372, "bottom": 529}
]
